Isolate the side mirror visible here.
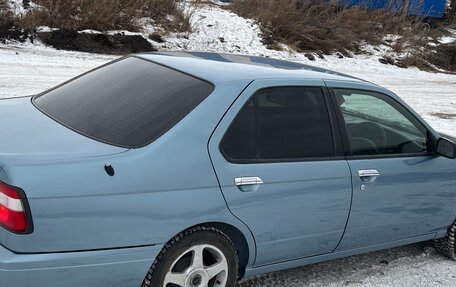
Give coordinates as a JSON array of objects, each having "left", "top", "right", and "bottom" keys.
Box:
[{"left": 436, "top": 138, "right": 456, "bottom": 159}]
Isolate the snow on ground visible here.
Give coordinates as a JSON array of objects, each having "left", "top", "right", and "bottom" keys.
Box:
[
  {"left": 240, "top": 243, "right": 456, "bottom": 287},
  {"left": 1, "top": 4, "right": 455, "bottom": 136},
  {"left": 0, "top": 42, "right": 115, "bottom": 97},
  {"left": 161, "top": 4, "right": 456, "bottom": 136},
  {"left": 0, "top": 3, "right": 456, "bottom": 286}
]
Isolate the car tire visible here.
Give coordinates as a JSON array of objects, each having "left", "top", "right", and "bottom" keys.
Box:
[
  {"left": 141, "top": 226, "right": 239, "bottom": 287},
  {"left": 436, "top": 219, "right": 456, "bottom": 260}
]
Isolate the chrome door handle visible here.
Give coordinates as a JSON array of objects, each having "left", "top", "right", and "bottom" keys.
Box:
[
  {"left": 235, "top": 177, "right": 264, "bottom": 186},
  {"left": 358, "top": 169, "right": 380, "bottom": 178}
]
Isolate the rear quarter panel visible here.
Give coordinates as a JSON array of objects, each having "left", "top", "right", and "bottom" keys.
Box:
[{"left": 0, "top": 81, "right": 256, "bottom": 269}]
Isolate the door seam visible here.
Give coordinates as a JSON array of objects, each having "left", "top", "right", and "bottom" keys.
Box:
[
  {"left": 332, "top": 160, "right": 354, "bottom": 252},
  {"left": 206, "top": 80, "right": 259, "bottom": 266}
]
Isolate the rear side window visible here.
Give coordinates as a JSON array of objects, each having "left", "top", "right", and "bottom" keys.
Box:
[
  {"left": 221, "top": 97, "right": 257, "bottom": 160},
  {"left": 221, "top": 87, "right": 334, "bottom": 162},
  {"left": 33, "top": 57, "right": 214, "bottom": 148}
]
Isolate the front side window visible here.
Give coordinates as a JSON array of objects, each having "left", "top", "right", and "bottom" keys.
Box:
[
  {"left": 33, "top": 57, "right": 214, "bottom": 148},
  {"left": 334, "top": 89, "right": 428, "bottom": 156},
  {"left": 221, "top": 86, "right": 334, "bottom": 162}
]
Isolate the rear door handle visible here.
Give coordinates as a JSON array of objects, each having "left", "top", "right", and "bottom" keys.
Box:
[
  {"left": 235, "top": 177, "right": 264, "bottom": 186},
  {"left": 358, "top": 169, "right": 380, "bottom": 183},
  {"left": 358, "top": 169, "right": 380, "bottom": 177}
]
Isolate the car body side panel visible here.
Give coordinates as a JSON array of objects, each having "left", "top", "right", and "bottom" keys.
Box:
[
  {"left": 338, "top": 156, "right": 456, "bottom": 251},
  {"left": 209, "top": 79, "right": 353, "bottom": 266},
  {"left": 0, "top": 243, "right": 163, "bottom": 287},
  {"left": 0, "top": 96, "right": 128, "bottom": 163},
  {"left": 437, "top": 133, "right": 456, "bottom": 221},
  {"left": 244, "top": 232, "right": 436, "bottom": 279},
  {"left": 324, "top": 79, "right": 456, "bottom": 250},
  {"left": 0, "top": 81, "right": 256, "bottom": 269}
]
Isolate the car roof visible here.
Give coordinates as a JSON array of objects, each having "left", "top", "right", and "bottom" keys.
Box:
[{"left": 136, "top": 52, "right": 368, "bottom": 85}]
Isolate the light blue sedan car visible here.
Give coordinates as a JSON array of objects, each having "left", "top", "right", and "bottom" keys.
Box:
[{"left": 1, "top": 52, "right": 455, "bottom": 287}]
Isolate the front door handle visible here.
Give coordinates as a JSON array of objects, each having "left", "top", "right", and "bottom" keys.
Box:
[
  {"left": 358, "top": 169, "right": 380, "bottom": 178},
  {"left": 358, "top": 169, "right": 380, "bottom": 183},
  {"left": 235, "top": 177, "right": 264, "bottom": 186}
]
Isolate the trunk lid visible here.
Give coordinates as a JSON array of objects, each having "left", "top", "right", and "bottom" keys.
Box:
[{"left": 0, "top": 96, "right": 128, "bottom": 164}]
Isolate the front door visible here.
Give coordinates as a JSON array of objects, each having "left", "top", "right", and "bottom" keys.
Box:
[
  {"left": 328, "top": 85, "right": 456, "bottom": 251},
  {"left": 209, "top": 80, "right": 352, "bottom": 266}
]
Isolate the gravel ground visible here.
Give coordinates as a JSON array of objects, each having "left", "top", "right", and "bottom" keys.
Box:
[{"left": 240, "top": 243, "right": 456, "bottom": 287}]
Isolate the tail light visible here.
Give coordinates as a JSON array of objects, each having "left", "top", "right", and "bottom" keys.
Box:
[{"left": 0, "top": 181, "right": 32, "bottom": 234}]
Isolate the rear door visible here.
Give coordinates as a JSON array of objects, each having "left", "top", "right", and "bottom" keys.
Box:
[
  {"left": 326, "top": 81, "right": 456, "bottom": 251},
  {"left": 209, "top": 79, "right": 352, "bottom": 266}
]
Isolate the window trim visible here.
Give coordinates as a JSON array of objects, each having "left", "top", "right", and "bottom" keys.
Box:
[
  {"left": 328, "top": 88, "right": 433, "bottom": 160},
  {"left": 32, "top": 56, "right": 215, "bottom": 149},
  {"left": 219, "top": 86, "right": 343, "bottom": 164}
]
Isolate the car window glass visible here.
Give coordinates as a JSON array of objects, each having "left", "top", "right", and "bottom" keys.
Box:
[
  {"left": 34, "top": 57, "right": 214, "bottom": 148},
  {"left": 220, "top": 97, "right": 257, "bottom": 160},
  {"left": 334, "top": 89, "right": 428, "bottom": 156},
  {"left": 221, "top": 87, "right": 334, "bottom": 162}
]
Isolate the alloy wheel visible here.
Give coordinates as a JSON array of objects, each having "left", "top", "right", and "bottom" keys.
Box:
[{"left": 164, "top": 244, "right": 229, "bottom": 287}]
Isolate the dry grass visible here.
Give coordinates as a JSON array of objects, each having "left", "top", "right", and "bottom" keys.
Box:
[
  {"left": 450, "top": 0, "right": 456, "bottom": 26},
  {"left": 230, "top": 0, "right": 435, "bottom": 55},
  {"left": 431, "top": 112, "right": 456, "bottom": 119},
  {"left": 21, "top": 0, "right": 191, "bottom": 32},
  {"left": 0, "top": 0, "right": 7, "bottom": 11},
  {"left": 0, "top": 0, "right": 29, "bottom": 43},
  {"left": 0, "top": 0, "right": 14, "bottom": 25}
]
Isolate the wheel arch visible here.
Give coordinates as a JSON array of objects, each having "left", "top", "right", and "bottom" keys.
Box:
[
  {"left": 203, "top": 221, "right": 251, "bottom": 278},
  {"left": 160, "top": 221, "right": 254, "bottom": 279}
]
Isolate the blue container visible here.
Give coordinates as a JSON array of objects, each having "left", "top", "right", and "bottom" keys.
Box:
[
  {"left": 342, "top": 0, "right": 447, "bottom": 18},
  {"left": 222, "top": 0, "right": 446, "bottom": 18}
]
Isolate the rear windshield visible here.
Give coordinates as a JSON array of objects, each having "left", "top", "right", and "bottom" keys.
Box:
[{"left": 33, "top": 57, "right": 214, "bottom": 148}]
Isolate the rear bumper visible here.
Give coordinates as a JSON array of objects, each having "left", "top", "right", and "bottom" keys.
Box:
[{"left": 0, "top": 244, "right": 163, "bottom": 287}]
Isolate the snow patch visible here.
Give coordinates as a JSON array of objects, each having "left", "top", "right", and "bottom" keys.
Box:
[
  {"left": 0, "top": 2, "right": 455, "bottom": 138},
  {"left": 36, "top": 26, "right": 59, "bottom": 33},
  {"left": 7, "top": 0, "right": 38, "bottom": 15},
  {"left": 439, "top": 36, "right": 456, "bottom": 44}
]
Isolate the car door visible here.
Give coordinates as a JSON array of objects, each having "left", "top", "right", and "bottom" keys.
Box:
[
  {"left": 325, "top": 80, "right": 456, "bottom": 251},
  {"left": 208, "top": 79, "right": 352, "bottom": 266}
]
